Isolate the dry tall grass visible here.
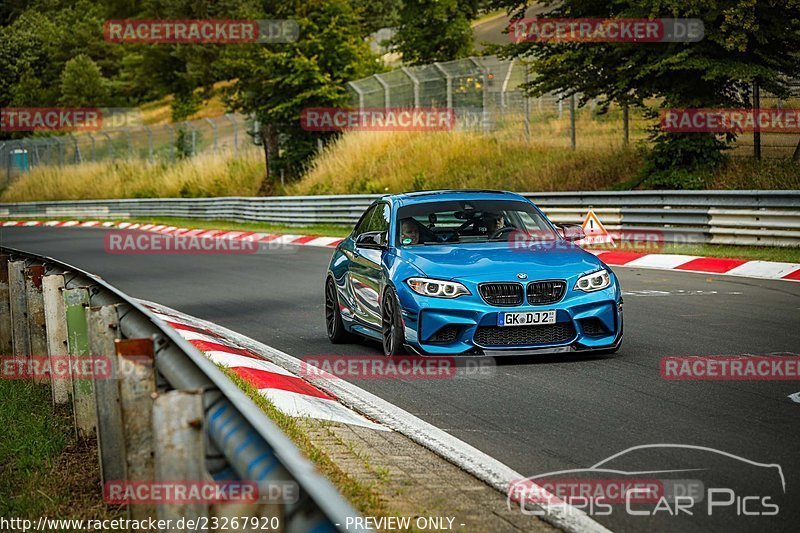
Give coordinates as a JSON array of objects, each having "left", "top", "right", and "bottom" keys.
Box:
[
  {"left": 1, "top": 149, "right": 264, "bottom": 202},
  {"left": 291, "top": 119, "right": 645, "bottom": 195}
]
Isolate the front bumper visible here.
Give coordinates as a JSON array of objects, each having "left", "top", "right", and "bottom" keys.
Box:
[{"left": 395, "top": 281, "right": 623, "bottom": 356}]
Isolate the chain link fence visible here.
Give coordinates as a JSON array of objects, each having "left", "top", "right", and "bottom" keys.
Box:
[
  {"left": 348, "top": 56, "right": 800, "bottom": 158},
  {"left": 1, "top": 114, "right": 256, "bottom": 187}
]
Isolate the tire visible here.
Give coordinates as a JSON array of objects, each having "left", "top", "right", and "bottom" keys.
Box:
[
  {"left": 325, "top": 277, "right": 356, "bottom": 343},
  {"left": 381, "top": 287, "right": 407, "bottom": 356}
]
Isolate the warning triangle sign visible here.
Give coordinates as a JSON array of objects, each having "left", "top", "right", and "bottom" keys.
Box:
[{"left": 580, "top": 210, "right": 615, "bottom": 246}]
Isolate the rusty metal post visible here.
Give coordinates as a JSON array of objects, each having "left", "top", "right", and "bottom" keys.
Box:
[
  {"left": 116, "top": 338, "right": 157, "bottom": 521},
  {"left": 43, "top": 274, "right": 71, "bottom": 404},
  {"left": 88, "top": 305, "right": 125, "bottom": 486},
  {"left": 64, "top": 287, "right": 95, "bottom": 438},
  {"left": 0, "top": 254, "right": 12, "bottom": 355},
  {"left": 8, "top": 260, "right": 30, "bottom": 358},
  {"left": 25, "top": 265, "right": 47, "bottom": 384},
  {"left": 153, "top": 390, "right": 208, "bottom": 523}
]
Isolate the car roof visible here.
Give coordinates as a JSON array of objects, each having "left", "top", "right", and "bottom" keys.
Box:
[{"left": 386, "top": 189, "right": 529, "bottom": 207}]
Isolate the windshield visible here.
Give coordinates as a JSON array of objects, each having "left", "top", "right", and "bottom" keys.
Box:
[{"left": 396, "top": 199, "right": 559, "bottom": 246}]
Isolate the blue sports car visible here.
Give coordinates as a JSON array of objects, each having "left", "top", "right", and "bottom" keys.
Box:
[{"left": 325, "top": 190, "right": 623, "bottom": 356}]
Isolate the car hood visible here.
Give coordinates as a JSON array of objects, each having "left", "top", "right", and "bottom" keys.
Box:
[{"left": 396, "top": 242, "right": 604, "bottom": 283}]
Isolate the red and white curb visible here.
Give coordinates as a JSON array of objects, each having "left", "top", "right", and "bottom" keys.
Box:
[
  {"left": 3, "top": 219, "right": 799, "bottom": 282},
  {"left": 589, "top": 250, "right": 800, "bottom": 282},
  {"left": 140, "top": 300, "right": 386, "bottom": 432},
  {"left": 141, "top": 301, "right": 609, "bottom": 533}
]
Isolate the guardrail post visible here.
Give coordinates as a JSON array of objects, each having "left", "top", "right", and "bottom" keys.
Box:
[
  {"left": 0, "top": 254, "right": 12, "bottom": 355},
  {"left": 64, "top": 287, "right": 96, "bottom": 438},
  {"left": 9, "top": 261, "right": 30, "bottom": 358},
  {"left": 87, "top": 304, "right": 125, "bottom": 487},
  {"left": 153, "top": 390, "right": 208, "bottom": 523},
  {"left": 43, "top": 274, "right": 71, "bottom": 404},
  {"left": 25, "top": 265, "right": 48, "bottom": 384},
  {"left": 116, "top": 338, "right": 157, "bottom": 521}
]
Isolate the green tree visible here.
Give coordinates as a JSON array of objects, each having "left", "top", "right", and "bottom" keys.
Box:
[
  {"left": 59, "top": 54, "right": 111, "bottom": 106},
  {"left": 491, "top": 0, "right": 800, "bottom": 188},
  {"left": 393, "top": 0, "right": 478, "bottom": 64},
  {"left": 222, "top": 0, "right": 381, "bottom": 190}
]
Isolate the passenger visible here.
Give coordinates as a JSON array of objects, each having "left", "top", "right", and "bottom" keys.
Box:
[{"left": 401, "top": 218, "right": 420, "bottom": 245}]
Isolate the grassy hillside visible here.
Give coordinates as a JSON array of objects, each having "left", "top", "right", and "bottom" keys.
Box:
[{"left": 2, "top": 113, "right": 798, "bottom": 202}]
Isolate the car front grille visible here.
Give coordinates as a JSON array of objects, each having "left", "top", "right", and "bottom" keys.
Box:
[
  {"left": 474, "top": 323, "right": 576, "bottom": 346},
  {"left": 479, "top": 283, "right": 523, "bottom": 306},
  {"left": 526, "top": 280, "right": 566, "bottom": 305}
]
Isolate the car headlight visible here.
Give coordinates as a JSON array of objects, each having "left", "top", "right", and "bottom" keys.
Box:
[
  {"left": 575, "top": 269, "right": 611, "bottom": 292},
  {"left": 407, "top": 277, "right": 470, "bottom": 298}
]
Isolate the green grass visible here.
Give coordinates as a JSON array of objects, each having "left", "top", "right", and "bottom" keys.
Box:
[
  {"left": 218, "top": 367, "right": 388, "bottom": 517},
  {"left": 0, "top": 380, "right": 122, "bottom": 520}
]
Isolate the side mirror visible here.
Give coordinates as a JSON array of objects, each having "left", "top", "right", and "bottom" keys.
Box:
[
  {"left": 557, "top": 224, "right": 585, "bottom": 242},
  {"left": 355, "top": 231, "right": 386, "bottom": 250}
]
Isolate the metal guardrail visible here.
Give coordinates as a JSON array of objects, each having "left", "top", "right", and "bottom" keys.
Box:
[
  {"left": 2, "top": 190, "right": 800, "bottom": 247},
  {"left": 0, "top": 247, "right": 365, "bottom": 532}
]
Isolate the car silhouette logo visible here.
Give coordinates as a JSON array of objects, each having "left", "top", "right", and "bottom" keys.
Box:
[{"left": 517, "top": 273, "right": 528, "bottom": 280}]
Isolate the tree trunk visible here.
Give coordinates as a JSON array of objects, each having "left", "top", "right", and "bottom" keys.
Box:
[{"left": 257, "top": 124, "right": 279, "bottom": 196}]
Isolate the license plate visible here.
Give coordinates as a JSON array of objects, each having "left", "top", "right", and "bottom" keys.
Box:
[{"left": 498, "top": 310, "right": 556, "bottom": 327}]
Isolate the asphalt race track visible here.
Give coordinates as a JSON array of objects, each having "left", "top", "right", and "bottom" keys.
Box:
[{"left": 3, "top": 226, "right": 799, "bottom": 533}]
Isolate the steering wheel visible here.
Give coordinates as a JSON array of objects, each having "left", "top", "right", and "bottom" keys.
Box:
[
  {"left": 488, "top": 225, "right": 517, "bottom": 240},
  {"left": 439, "top": 219, "right": 476, "bottom": 243}
]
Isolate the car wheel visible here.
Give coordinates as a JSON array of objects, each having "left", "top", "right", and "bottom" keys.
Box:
[
  {"left": 326, "top": 277, "right": 356, "bottom": 343},
  {"left": 381, "top": 287, "right": 406, "bottom": 356}
]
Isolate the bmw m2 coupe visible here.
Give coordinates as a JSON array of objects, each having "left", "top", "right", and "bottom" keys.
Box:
[{"left": 324, "top": 190, "right": 623, "bottom": 356}]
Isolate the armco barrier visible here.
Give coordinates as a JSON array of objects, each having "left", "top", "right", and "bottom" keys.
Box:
[
  {"left": 2, "top": 190, "right": 799, "bottom": 246},
  {"left": 1, "top": 245, "right": 366, "bottom": 532}
]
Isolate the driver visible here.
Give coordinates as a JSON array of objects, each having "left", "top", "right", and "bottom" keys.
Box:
[
  {"left": 400, "top": 218, "right": 420, "bottom": 245},
  {"left": 483, "top": 213, "right": 505, "bottom": 235}
]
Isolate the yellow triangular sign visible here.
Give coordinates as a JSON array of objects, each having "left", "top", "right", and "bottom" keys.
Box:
[{"left": 580, "top": 210, "right": 615, "bottom": 246}]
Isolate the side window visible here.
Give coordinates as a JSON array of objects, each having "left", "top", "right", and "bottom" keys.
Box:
[
  {"left": 353, "top": 205, "right": 378, "bottom": 237},
  {"left": 374, "top": 204, "right": 390, "bottom": 233}
]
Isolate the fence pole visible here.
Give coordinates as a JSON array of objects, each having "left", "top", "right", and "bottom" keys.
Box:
[
  {"left": 570, "top": 93, "right": 577, "bottom": 150},
  {"left": 102, "top": 132, "right": 113, "bottom": 161},
  {"left": 145, "top": 126, "right": 154, "bottom": 162},
  {"left": 433, "top": 63, "right": 453, "bottom": 110},
  {"left": 225, "top": 114, "right": 239, "bottom": 156},
  {"left": 42, "top": 274, "right": 71, "bottom": 405},
  {"left": 524, "top": 64, "right": 531, "bottom": 143},
  {"left": 374, "top": 74, "right": 390, "bottom": 109},
  {"left": 116, "top": 337, "right": 157, "bottom": 521},
  {"left": 88, "top": 304, "right": 126, "bottom": 487},
  {"left": 88, "top": 133, "right": 96, "bottom": 162},
  {"left": 64, "top": 287, "right": 96, "bottom": 439},
  {"left": 0, "top": 255, "right": 12, "bottom": 355},
  {"left": 24, "top": 265, "right": 48, "bottom": 384},
  {"left": 153, "top": 390, "right": 208, "bottom": 523},
  {"left": 9, "top": 261, "right": 31, "bottom": 358},
  {"left": 205, "top": 118, "right": 219, "bottom": 153},
  {"left": 401, "top": 67, "right": 420, "bottom": 108},
  {"left": 623, "top": 104, "right": 629, "bottom": 146}
]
